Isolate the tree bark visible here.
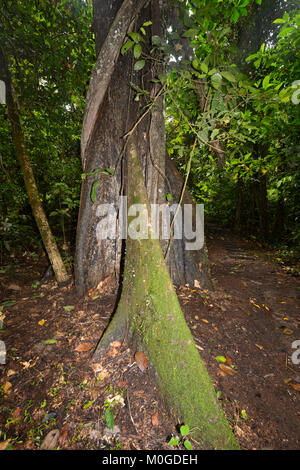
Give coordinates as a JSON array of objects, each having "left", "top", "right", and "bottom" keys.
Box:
[
  {"left": 74, "top": 0, "right": 212, "bottom": 297},
  {"left": 93, "top": 132, "right": 239, "bottom": 449},
  {"left": 0, "top": 47, "right": 69, "bottom": 285}
]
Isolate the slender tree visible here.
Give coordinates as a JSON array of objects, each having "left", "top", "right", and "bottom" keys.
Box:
[{"left": 0, "top": 47, "right": 69, "bottom": 284}]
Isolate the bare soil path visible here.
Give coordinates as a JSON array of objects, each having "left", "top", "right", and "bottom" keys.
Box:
[{"left": 0, "top": 228, "right": 299, "bottom": 450}]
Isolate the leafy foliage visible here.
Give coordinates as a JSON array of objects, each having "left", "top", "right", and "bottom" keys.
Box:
[{"left": 0, "top": 0, "right": 95, "bottom": 252}]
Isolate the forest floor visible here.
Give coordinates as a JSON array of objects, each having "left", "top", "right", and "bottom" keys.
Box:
[{"left": 0, "top": 227, "right": 299, "bottom": 451}]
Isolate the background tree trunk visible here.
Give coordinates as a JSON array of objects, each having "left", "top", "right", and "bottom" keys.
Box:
[{"left": 0, "top": 47, "right": 69, "bottom": 285}]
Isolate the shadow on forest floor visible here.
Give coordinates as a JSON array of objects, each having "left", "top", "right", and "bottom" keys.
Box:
[{"left": 0, "top": 227, "right": 299, "bottom": 450}]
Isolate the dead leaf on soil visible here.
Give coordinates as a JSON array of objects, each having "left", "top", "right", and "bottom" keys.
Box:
[
  {"left": 108, "top": 340, "right": 122, "bottom": 358},
  {"left": 289, "top": 383, "right": 300, "bottom": 392},
  {"left": 58, "top": 423, "right": 70, "bottom": 447},
  {"left": 3, "top": 381, "right": 12, "bottom": 394},
  {"left": 12, "top": 407, "right": 21, "bottom": 419},
  {"left": 151, "top": 410, "right": 159, "bottom": 427},
  {"left": 40, "top": 429, "right": 60, "bottom": 450},
  {"left": 6, "top": 283, "right": 21, "bottom": 291},
  {"left": 219, "top": 363, "right": 237, "bottom": 376},
  {"left": 282, "top": 328, "right": 293, "bottom": 335},
  {"left": 225, "top": 355, "right": 233, "bottom": 366},
  {"left": 0, "top": 439, "right": 10, "bottom": 450},
  {"left": 255, "top": 344, "right": 264, "bottom": 350},
  {"left": 135, "top": 351, "right": 148, "bottom": 372},
  {"left": 75, "top": 342, "right": 94, "bottom": 352}
]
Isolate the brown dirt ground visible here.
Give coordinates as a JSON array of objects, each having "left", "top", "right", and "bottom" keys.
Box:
[{"left": 0, "top": 228, "right": 299, "bottom": 450}]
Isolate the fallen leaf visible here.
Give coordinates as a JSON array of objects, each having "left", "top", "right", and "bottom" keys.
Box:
[
  {"left": 75, "top": 342, "right": 94, "bottom": 352},
  {"left": 3, "top": 381, "right": 12, "bottom": 394},
  {"left": 282, "top": 328, "right": 293, "bottom": 335},
  {"left": 284, "top": 378, "right": 292, "bottom": 384},
  {"left": 63, "top": 305, "right": 75, "bottom": 312},
  {"left": 215, "top": 356, "right": 227, "bottom": 363},
  {"left": 38, "top": 319, "right": 46, "bottom": 326},
  {"left": 201, "top": 319, "right": 209, "bottom": 323},
  {"left": 225, "top": 354, "right": 233, "bottom": 366},
  {"left": 40, "top": 429, "right": 60, "bottom": 450},
  {"left": 7, "top": 283, "right": 21, "bottom": 291},
  {"left": 219, "top": 364, "right": 236, "bottom": 376},
  {"left": 255, "top": 344, "right": 264, "bottom": 350},
  {"left": 0, "top": 439, "right": 10, "bottom": 450},
  {"left": 289, "top": 383, "right": 300, "bottom": 392},
  {"left": 250, "top": 300, "right": 260, "bottom": 309},
  {"left": 135, "top": 351, "right": 148, "bottom": 372},
  {"left": 7, "top": 369, "right": 16, "bottom": 377},
  {"left": 151, "top": 411, "right": 159, "bottom": 427},
  {"left": 12, "top": 407, "right": 21, "bottom": 419},
  {"left": 194, "top": 279, "right": 200, "bottom": 289}
]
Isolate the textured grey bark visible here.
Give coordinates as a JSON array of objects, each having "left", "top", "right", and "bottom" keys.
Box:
[{"left": 75, "top": 0, "right": 212, "bottom": 296}]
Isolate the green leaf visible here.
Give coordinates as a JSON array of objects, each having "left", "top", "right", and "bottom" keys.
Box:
[
  {"left": 215, "top": 355, "right": 227, "bottom": 363},
  {"left": 184, "top": 439, "right": 193, "bottom": 450},
  {"left": 180, "top": 424, "right": 189, "bottom": 437},
  {"left": 121, "top": 40, "right": 134, "bottom": 55},
  {"left": 200, "top": 62, "right": 208, "bottom": 74},
  {"left": 63, "top": 305, "right": 75, "bottom": 311},
  {"left": 211, "top": 72, "right": 222, "bottom": 89},
  {"left": 182, "top": 28, "right": 198, "bottom": 38},
  {"left": 143, "top": 21, "right": 152, "bottom": 27},
  {"left": 262, "top": 75, "right": 270, "bottom": 89},
  {"left": 83, "top": 401, "right": 94, "bottom": 409},
  {"left": 168, "top": 436, "right": 180, "bottom": 446},
  {"left": 231, "top": 9, "right": 240, "bottom": 22},
  {"left": 192, "top": 58, "right": 200, "bottom": 70},
  {"left": 241, "top": 409, "right": 247, "bottom": 420},
  {"left": 133, "top": 43, "right": 142, "bottom": 59},
  {"left": 128, "top": 32, "right": 143, "bottom": 43},
  {"left": 134, "top": 60, "right": 145, "bottom": 71},
  {"left": 44, "top": 339, "right": 57, "bottom": 344},
  {"left": 166, "top": 193, "right": 173, "bottom": 202},
  {"left": 90, "top": 180, "right": 100, "bottom": 203},
  {"left": 221, "top": 71, "right": 236, "bottom": 83},
  {"left": 1, "top": 300, "right": 16, "bottom": 307},
  {"left": 105, "top": 407, "right": 114, "bottom": 430},
  {"left": 211, "top": 128, "right": 220, "bottom": 140}
]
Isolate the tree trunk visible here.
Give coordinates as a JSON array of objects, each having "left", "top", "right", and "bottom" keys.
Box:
[
  {"left": 93, "top": 132, "right": 239, "bottom": 449},
  {"left": 75, "top": 0, "right": 238, "bottom": 449},
  {"left": 234, "top": 177, "right": 243, "bottom": 232},
  {"left": 0, "top": 47, "right": 69, "bottom": 285},
  {"left": 74, "top": 0, "right": 212, "bottom": 297}
]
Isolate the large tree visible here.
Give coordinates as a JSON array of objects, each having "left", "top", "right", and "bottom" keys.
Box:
[
  {"left": 75, "top": 0, "right": 238, "bottom": 449},
  {"left": 74, "top": 0, "right": 212, "bottom": 295}
]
